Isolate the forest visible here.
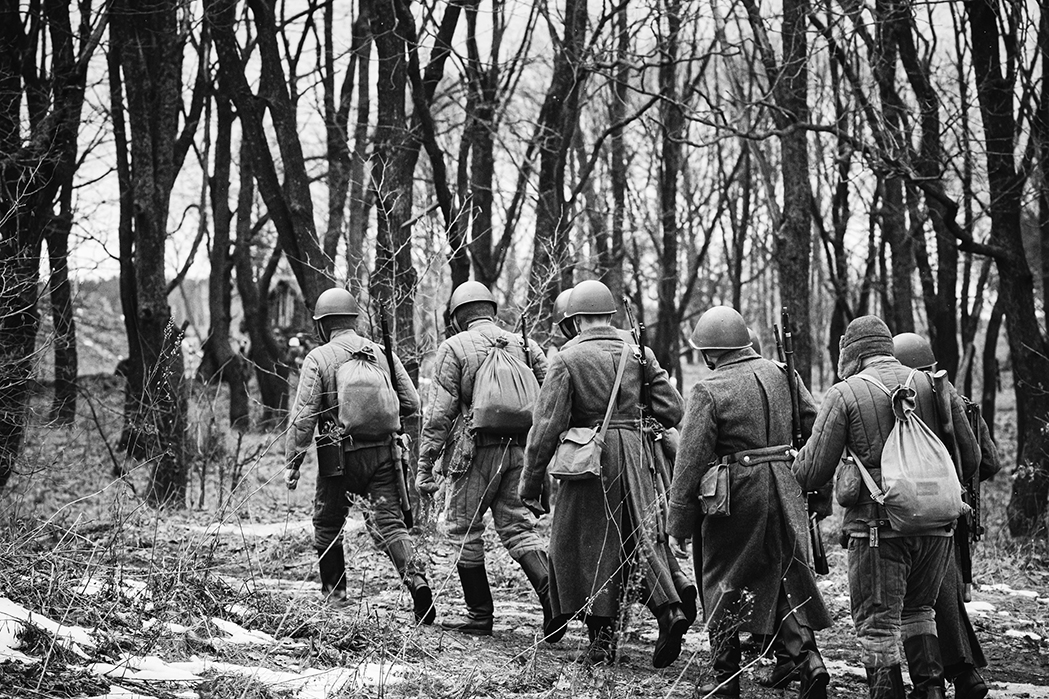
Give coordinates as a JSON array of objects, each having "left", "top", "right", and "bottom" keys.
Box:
[{"left": 1, "top": 0, "right": 1049, "bottom": 697}]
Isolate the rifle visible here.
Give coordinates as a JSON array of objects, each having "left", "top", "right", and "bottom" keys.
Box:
[
  {"left": 782, "top": 308, "right": 829, "bottom": 575},
  {"left": 964, "top": 400, "right": 984, "bottom": 544},
  {"left": 520, "top": 312, "right": 549, "bottom": 514},
  {"left": 773, "top": 324, "right": 784, "bottom": 363},
  {"left": 622, "top": 296, "right": 652, "bottom": 416},
  {"left": 380, "top": 308, "right": 414, "bottom": 529}
]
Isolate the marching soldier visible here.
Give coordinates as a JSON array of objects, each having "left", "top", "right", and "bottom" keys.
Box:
[
  {"left": 521, "top": 280, "right": 691, "bottom": 667},
  {"left": 894, "top": 332, "right": 999, "bottom": 699},
  {"left": 284, "top": 288, "right": 436, "bottom": 624},
  {"left": 668, "top": 306, "right": 831, "bottom": 698},
  {"left": 415, "top": 282, "right": 559, "bottom": 641},
  {"left": 794, "top": 316, "right": 980, "bottom": 699}
]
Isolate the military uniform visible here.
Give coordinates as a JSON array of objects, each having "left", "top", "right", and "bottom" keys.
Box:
[
  {"left": 418, "top": 316, "right": 552, "bottom": 636},
  {"left": 521, "top": 325, "right": 688, "bottom": 663},
  {"left": 285, "top": 327, "right": 432, "bottom": 620},
  {"left": 794, "top": 316, "right": 980, "bottom": 699},
  {"left": 668, "top": 344, "right": 831, "bottom": 697}
]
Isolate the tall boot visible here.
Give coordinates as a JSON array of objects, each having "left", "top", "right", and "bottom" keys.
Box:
[
  {"left": 652, "top": 603, "right": 689, "bottom": 668},
  {"left": 576, "top": 616, "right": 615, "bottom": 665},
  {"left": 947, "top": 664, "right": 988, "bottom": 699},
  {"left": 903, "top": 635, "right": 947, "bottom": 699},
  {"left": 516, "top": 549, "right": 567, "bottom": 643},
  {"left": 441, "top": 564, "right": 494, "bottom": 635},
  {"left": 697, "top": 631, "right": 741, "bottom": 698},
  {"left": 758, "top": 612, "right": 829, "bottom": 698},
  {"left": 386, "top": 539, "right": 436, "bottom": 625},
  {"left": 317, "top": 544, "right": 348, "bottom": 605},
  {"left": 866, "top": 665, "right": 906, "bottom": 699}
]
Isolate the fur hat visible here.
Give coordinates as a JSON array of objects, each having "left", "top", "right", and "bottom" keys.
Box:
[{"left": 838, "top": 315, "right": 894, "bottom": 379}]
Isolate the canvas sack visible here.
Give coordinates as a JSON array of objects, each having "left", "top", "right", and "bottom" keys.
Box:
[
  {"left": 471, "top": 335, "right": 540, "bottom": 433},
  {"left": 335, "top": 346, "right": 401, "bottom": 439},
  {"left": 849, "top": 370, "right": 967, "bottom": 534}
]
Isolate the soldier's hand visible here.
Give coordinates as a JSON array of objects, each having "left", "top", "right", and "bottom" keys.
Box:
[
  {"left": 522, "top": 496, "right": 547, "bottom": 518},
  {"left": 669, "top": 535, "right": 690, "bottom": 559},
  {"left": 284, "top": 468, "right": 300, "bottom": 491},
  {"left": 416, "top": 463, "right": 439, "bottom": 494}
]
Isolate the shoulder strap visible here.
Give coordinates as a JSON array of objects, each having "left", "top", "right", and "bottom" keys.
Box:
[
  {"left": 846, "top": 446, "right": 886, "bottom": 505},
  {"left": 856, "top": 373, "right": 892, "bottom": 395},
  {"left": 598, "top": 348, "right": 632, "bottom": 437}
]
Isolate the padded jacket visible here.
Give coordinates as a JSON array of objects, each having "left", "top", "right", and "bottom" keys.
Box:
[
  {"left": 419, "top": 319, "right": 546, "bottom": 468},
  {"left": 793, "top": 357, "right": 980, "bottom": 537},
  {"left": 285, "top": 329, "right": 419, "bottom": 471}
]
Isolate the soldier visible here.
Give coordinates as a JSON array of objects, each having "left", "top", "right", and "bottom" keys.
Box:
[
  {"left": 520, "top": 280, "right": 691, "bottom": 668},
  {"left": 668, "top": 306, "right": 831, "bottom": 699},
  {"left": 793, "top": 316, "right": 980, "bottom": 699},
  {"left": 415, "top": 282, "right": 559, "bottom": 641},
  {"left": 553, "top": 288, "right": 578, "bottom": 341},
  {"left": 894, "top": 332, "right": 999, "bottom": 699},
  {"left": 284, "top": 288, "right": 436, "bottom": 624}
]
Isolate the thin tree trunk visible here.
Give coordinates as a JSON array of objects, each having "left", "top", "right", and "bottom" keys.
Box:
[
  {"left": 47, "top": 186, "right": 77, "bottom": 425},
  {"left": 980, "top": 297, "right": 1003, "bottom": 442},
  {"left": 604, "top": 0, "right": 628, "bottom": 320},
  {"left": 347, "top": 0, "right": 371, "bottom": 297}
]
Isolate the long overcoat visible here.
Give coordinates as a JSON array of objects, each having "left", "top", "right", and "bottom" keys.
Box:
[
  {"left": 521, "top": 326, "right": 685, "bottom": 619},
  {"left": 667, "top": 347, "right": 832, "bottom": 635}
]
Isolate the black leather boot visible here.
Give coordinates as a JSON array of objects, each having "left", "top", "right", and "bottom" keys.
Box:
[
  {"left": 697, "top": 631, "right": 741, "bottom": 698},
  {"left": 652, "top": 603, "right": 689, "bottom": 668},
  {"left": 386, "top": 539, "right": 436, "bottom": 625},
  {"left": 517, "top": 549, "right": 567, "bottom": 643},
  {"left": 904, "top": 635, "right": 947, "bottom": 699},
  {"left": 949, "top": 665, "right": 988, "bottom": 699},
  {"left": 866, "top": 665, "right": 906, "bottom": 699},
  {"left": 576, "top": 616, "right": 616, "bottom": 665},
  {"left": 758, "top": 612, "right": 829, "bottom": 698},
  {"left": 441, "top": 564, "right": 494, "bottom": 635},
  {"left": 317, "top": 544, "right": 348, "bottom": 605}
]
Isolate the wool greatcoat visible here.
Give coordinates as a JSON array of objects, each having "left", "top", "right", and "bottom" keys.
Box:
[
  {"left": 520, "top": 326, "right": 685, "bottom": 619},
  {"left": 667, "top": 347, "right": 832, "bottom": 635}
]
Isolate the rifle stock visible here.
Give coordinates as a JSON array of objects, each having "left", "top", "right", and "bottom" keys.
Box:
[
  {"left": 782, "top": 308, "right": 828, "bottom": 575},
  {"left": 380, "top": 309, "right": 414, "bottom": 529}
]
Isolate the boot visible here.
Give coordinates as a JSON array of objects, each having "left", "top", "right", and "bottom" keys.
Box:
[
  {"left": 517, "top": 550, "right": 567, "bottom": 643},
  {"left": 653, "top": 603, "right": 689, "bottom": 668},
  {"left": 679, "top": 583, "right": 699, "bottom": 626},
  {"left": 758, "top": 613, "right": 829, "bottom": 698},
  {"left": 950, "top": 666, "right": 988, "bottom": 699},
  {"left": 904, "top": 635, "right": 947, "bottom": 699},
  {"left": 866, "top": 665, "right": 906, "bottom": 699},
  {"left": 697, "top": 631, "right": 741, "bottom": 698},
  {"left": 318, "top": 544, "right": 348, "bottom": 606},
  {"left": 576, "top": 616, "right": 616, "bottom": 665},
  {"left": 441, "top": 564, "right": 494, "bottom": 635},
  {"left": 386, "top": 539, "right": 437, "bottom": 625}
]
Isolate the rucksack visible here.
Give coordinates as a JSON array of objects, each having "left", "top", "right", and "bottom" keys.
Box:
[
  {"left": 848, "top": 370, "right": 967, "bottom": 534},
  {"left": 471, "top": 335, "right": 539, "bottom": 434},
  {"left": 335, "top": 346, "right": 401, "bottom": 439}
]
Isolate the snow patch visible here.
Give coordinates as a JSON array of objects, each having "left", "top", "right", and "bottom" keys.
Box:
[
  {"left": 965, "top": 600, "right": 996, "bottom": 616},
  {"left": 983, "top": 583, "right": 1040, "bottom": 598},
  {"left": 209, "top": 617, "right": 275, "bottom": 645},
  {"left": 1004, "top": 629, "right": 1043, "bottom": 642},
  {"left": 78, "top": 577, "right": 149, "bottom": 601},
  {"left": 190, "top": 519, "right": 314, "bottom": 538},
  {"left": 0, "top": 597, "right": 96, "bottom": 657}
]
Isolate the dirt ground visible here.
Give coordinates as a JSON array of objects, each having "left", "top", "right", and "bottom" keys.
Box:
[{"left": 1, "top": 377, "right": 1048, "bottom": 698}]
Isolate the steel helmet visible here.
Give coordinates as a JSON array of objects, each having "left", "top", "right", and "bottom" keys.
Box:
[
  {"left": 553, "top": 288, "right": 578, "bottom": 339},
  {"left": 893, "top": 332, "right": 936, "bottom": 369},
  {"left": 565, "top": 280, "right": 617, "bottom": 317},
  {"left": 748, "top": 327, "right": 762, "bottom": 355},
  {"left": 312, "top": 287, "right": 359, "bottom": 320},
  {"left": 689, "top": 306, "right": 750, "bottom": 351},
  {"left": 449, "top": 281, "right": 497, "bottom": 316}
]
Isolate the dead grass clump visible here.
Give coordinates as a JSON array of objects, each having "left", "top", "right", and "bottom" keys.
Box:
[
  {"left": 196, "top": 672, "right": 295, "bottom": 699},
  {"left": 0, "top": 659, "right": 110, "bottom": 698}
]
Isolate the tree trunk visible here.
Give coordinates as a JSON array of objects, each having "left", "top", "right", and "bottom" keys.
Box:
[
  {"left": 111, "top": 0, "right": 190, "bottom": 507},
  {"left": 47, "top": 189, "right": 77, "bottom": 425},
  {"left": 604, "top": 0, "right": 628, "bottom": 321},
  {"left": 968, "top": 0, "right": 1049, "bottom": 536},
  {"left": 197, "top": 86, "right": 249, "bottom": 430},
  {"left": 980, "top": 297, "right": 1003, "bottom": 443},
  {"left": 347, "top": 0, "right": 372, "bottom": 297}
]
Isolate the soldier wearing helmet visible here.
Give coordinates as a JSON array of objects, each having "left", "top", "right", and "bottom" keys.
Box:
[
  {"left": 894, "top": 332, "right": 1000, "bottom": 699},
  {"left": 552, "top": 288, "right": 577, "bottom": 341},
  {"left": 521, "top": 280, "right": 693, "bottom": 668},
  {"left": 668, "top": 306, "right": 831, "bottom": 698},
  {"left": 416, "top": 281, "right": 556, "bottom": 640},
  {"left": 284, "top": 287, "right": 435, "bottom": 624}
]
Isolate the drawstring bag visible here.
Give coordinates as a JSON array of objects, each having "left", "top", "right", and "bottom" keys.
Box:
[
  {"left": 471, "top": 336, "right": 540, "bottom": 433},
  {"left": 336, "top": 347, "right": 401, "bottom": 439},
  {"left": 849, "top": 370, "right": 968, "bottom": 534}
]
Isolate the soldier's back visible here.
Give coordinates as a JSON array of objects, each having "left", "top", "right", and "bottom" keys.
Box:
[{"left": 702, "top": 353, "right": 794, "bottom": 457}]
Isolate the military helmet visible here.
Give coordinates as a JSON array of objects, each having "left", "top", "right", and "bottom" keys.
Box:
[
  {"left": 313, "top": 287, "right": 359, "bottom": 320},
  {"left": 553, "top": 288, "right": 574, "bottom": 325},
  {"left": 893, "top": 332, "right": 936, "bottom": 369},
  {"left": 566, "top": 280, "right": 617, "bottom": 317},
  {"left": 449, "top": 281, "right": 497, "bottom": 316},
  {"left": 748, "top": 327, "right": 762, "bottom": 355},
  {"left": 689, "top": 306, "right": 751, "bottom": 351}
]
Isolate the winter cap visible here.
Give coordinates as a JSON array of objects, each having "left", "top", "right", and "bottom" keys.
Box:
[{"left": 838, "top": 315, "right": 894, "bottom": 379}]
